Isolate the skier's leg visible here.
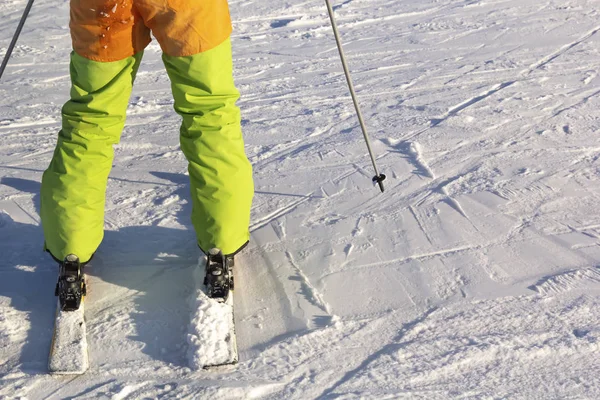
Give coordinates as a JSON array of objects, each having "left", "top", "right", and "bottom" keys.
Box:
[
  {"left": 162, "top": 38, "right": 254, "bottom": 255},
  {"left": 41, "top": 52, "right": 143, "bottom": 263}
]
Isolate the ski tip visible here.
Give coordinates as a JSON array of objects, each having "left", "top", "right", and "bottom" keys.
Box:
[
  {"left": 202, "top": 359, "right": 238, "bottom": 371},
  {"left": 48, "top": 349, "right": 89, "bottom": 375},
  {"left": 48, "top": 366, "right": 89, "bottom": 375},
  {"left": 48, "top": 354, "right": 89, "bottom": 375}
]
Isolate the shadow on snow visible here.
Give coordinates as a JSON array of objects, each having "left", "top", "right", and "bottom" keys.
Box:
[{"left": 0, "top": 174, "right": 201, "bottom": 373}]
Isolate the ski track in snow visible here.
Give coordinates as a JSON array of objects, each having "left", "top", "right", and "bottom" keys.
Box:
[{"left": 1, "top": 0, "right": 600, "bottom": 398}]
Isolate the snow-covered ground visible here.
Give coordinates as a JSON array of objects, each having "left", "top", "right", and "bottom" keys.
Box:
[{"left": 2, "top": 0, "right": 600, "bottom": 398}]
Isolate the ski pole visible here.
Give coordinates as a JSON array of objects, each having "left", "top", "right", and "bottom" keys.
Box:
[
  {"left": 324, "top": 0, "right": 386, "bottom": 193},
  {"left": 0, "top": 0, "right": 36, "bottom": 82}
]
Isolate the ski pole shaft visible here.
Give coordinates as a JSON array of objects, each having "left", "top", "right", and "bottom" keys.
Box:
[
  {"left": 0, "top": 0, "right": 36, "bottom": 81},
  {"left": 324, "top": 0, "right": 386, "bottom": 193}
]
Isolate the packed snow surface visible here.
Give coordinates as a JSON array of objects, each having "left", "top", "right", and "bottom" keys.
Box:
[{"left": 1, "top": 0, "right": 600, "bottom": 398}]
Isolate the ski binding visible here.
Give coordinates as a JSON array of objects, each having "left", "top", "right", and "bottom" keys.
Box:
[
  {"left": 204, "top": 248, "right": 234, "bottom": 302},
  {"left": 54, "top": 254, "right": 86, "bottom": 311}
]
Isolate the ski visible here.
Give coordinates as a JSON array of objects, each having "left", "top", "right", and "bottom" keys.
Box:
[
  {"left": 48, "top": 301, "right": 89, "bottom": 374},
  {"left": 48, "top": 255, "right": 89, "bottom": 375},
  {"left": 187, "top": 249, "right": 238, "bottom": 369}
]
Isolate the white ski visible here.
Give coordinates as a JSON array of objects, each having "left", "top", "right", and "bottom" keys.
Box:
[
  {"left": 187, "top": 255, "right": 238, "bottom": 369},
  {"left": 48, "top": 300, "right": 89, "bottom": 375}
]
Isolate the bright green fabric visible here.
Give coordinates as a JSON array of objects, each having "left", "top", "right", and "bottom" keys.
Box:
[
  {"left": 163, "top": 38, "right": 253, "bottom": 255},
  {"left": 41, "top": 38, "right": 253, "bottom": 262},
  {"left": 41, "top": 51, "right": 142, "bottom": 262}
]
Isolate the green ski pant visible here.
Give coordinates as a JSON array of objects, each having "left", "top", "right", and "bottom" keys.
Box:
[{"left": 41, "top": 38, "right": 254, "bottom": 263}]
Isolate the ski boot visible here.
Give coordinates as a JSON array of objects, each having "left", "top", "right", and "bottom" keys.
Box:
[
  {"left": 55, "top": 254, "right": 86, "bottom": 311},
  {"left": 203, "top": 248, "right": 234, "bottom": 302}
]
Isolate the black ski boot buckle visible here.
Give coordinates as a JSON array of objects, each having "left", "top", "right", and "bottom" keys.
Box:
[
  {"left": 55, "top": 254, "right": 86, "bottom": 311},
  {"left": 204, "top": 248, "right": 234, "bottom": 302}
]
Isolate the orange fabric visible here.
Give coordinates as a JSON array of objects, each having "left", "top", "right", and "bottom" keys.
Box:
[{"left": 70, "top": 0, "right": 233, "bottom": 62}]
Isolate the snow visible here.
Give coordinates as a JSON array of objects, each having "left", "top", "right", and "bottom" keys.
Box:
[
  {"left": 187, "top": 256, "right": 238, "bottom": 369},
  {"left": 1, "top": 0, "right": 600, "bottom": 398},
  {"left": 48, "top": 301, "right": 88, "bottom": 375}
]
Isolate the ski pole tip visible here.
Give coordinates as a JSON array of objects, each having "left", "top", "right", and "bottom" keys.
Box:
[{"left": 373, "top": 174, "right": 386, "bottom": 193}]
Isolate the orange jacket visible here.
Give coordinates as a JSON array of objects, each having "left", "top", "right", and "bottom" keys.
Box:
[{"left": 70, "top": 0, "right": 232, "bottom": 62}]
